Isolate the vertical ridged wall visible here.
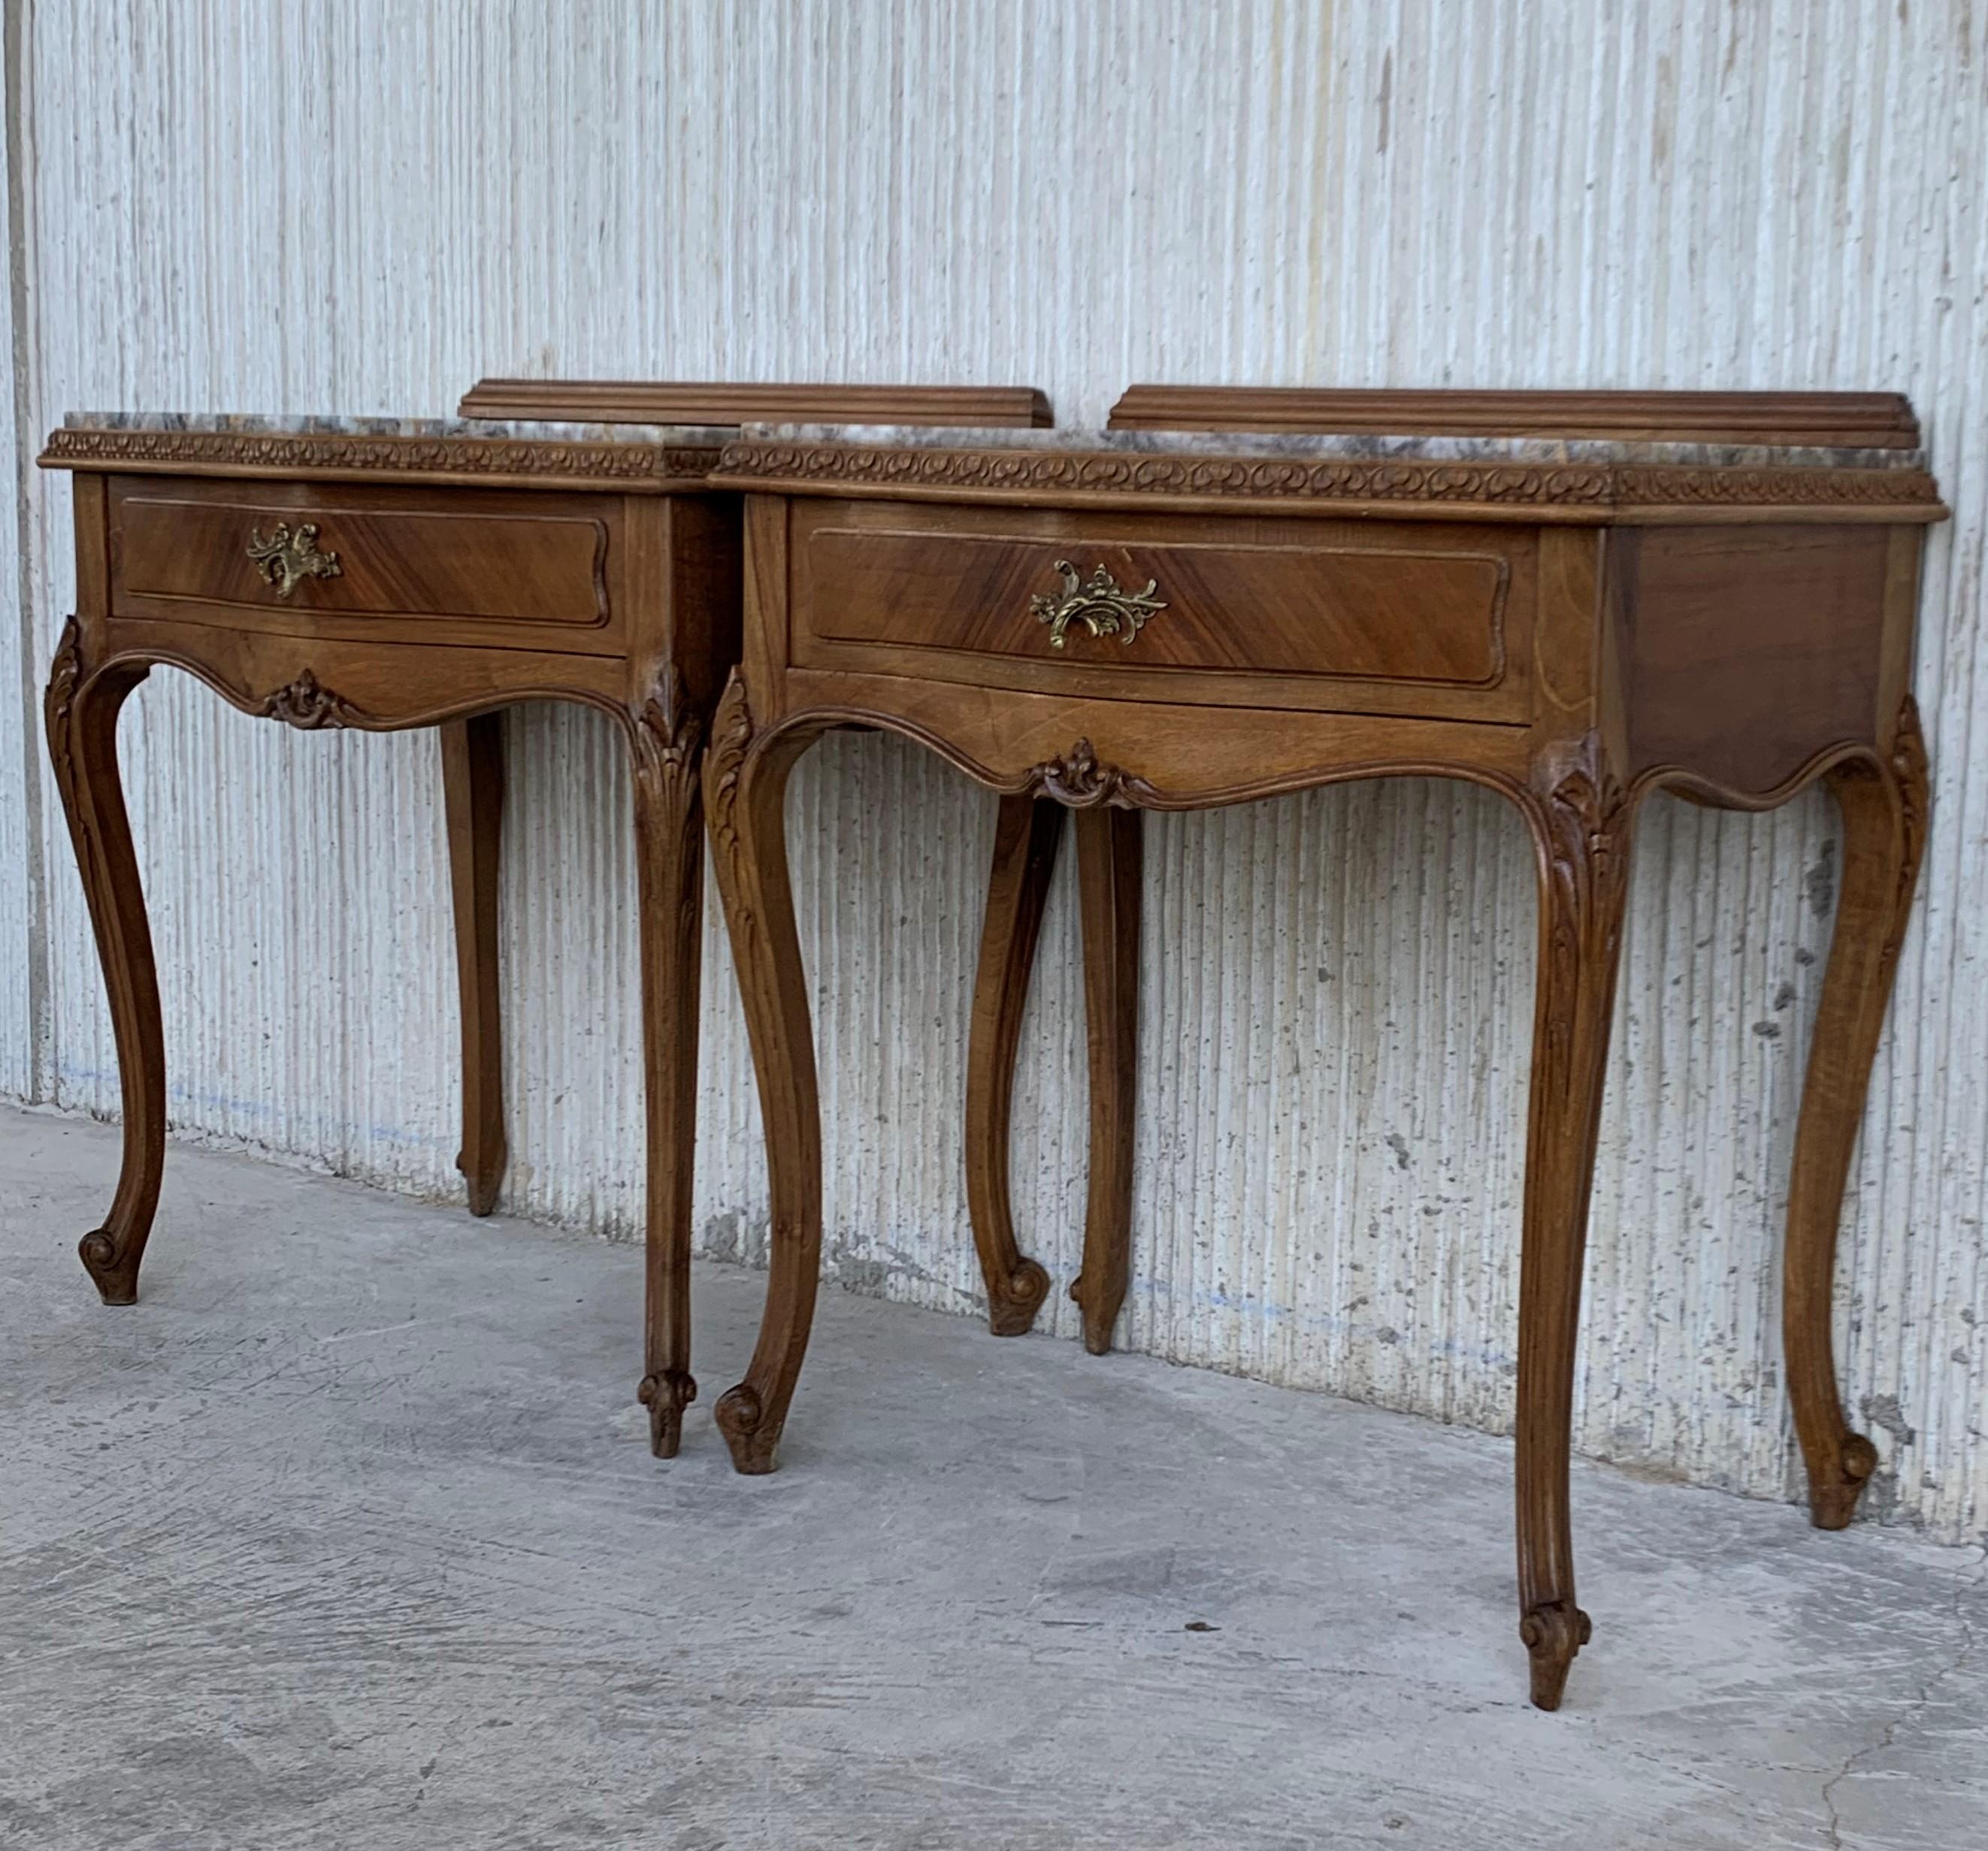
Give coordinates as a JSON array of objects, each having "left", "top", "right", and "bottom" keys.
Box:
[{"left": 7, "top": 1, "right": 1985, "bottom": 1541}]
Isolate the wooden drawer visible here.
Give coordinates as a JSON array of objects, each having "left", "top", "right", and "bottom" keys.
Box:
[
  {"left": 106, "top": 477, "right": 625, "bottom": 652},
  {"left": 787, "top": 500, "right": 1532, "bottom": 721}
]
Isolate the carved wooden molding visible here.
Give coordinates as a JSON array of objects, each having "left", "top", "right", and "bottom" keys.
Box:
[
  {"left": 1606, "top": 464, "right": 1936, "bottom": 509},
  {"left": 712, "top": 438, "right": 1942, "bottom": 516},
  {"left": 458, "top": 378, "right": 1053, "bottom": 428},
  {"left": 1025, "top": 739, "right": 1159, "bottom": 809},
  {"left": 259, "top": 670, "right": 362, "bottom": 730},
  {"left": 39, "top": 425, "right": 722, "bottom": 486},
  {"left": 1107, "top": 385, "right": 1923, "bottom": 449}
]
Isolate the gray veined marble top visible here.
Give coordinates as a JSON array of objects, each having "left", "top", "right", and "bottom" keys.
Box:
[
  {"left": 60, "top": 412, "right": 1925, "bottom": 472},
  {"left": 740, "top": 422, "right": 1924, "bottom": 471},
  {"left": 62, "top": 411, "right": 734, "bottom": 446}
]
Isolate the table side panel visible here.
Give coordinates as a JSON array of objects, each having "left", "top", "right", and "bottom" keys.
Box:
[{"left": 1613, "top": 522, "right": 1902, "bottom": 794}]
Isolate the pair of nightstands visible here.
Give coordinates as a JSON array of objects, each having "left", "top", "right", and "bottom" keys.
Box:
[
  {"left": 39, "top": 379, "right": 1050, "bottom": 1465},
  {"left": 44, "top": 384, "right": 1942, "bottom": 1710}
]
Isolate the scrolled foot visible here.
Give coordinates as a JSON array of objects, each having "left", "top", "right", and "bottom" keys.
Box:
[
  {"left": 1808, "top": 1432, "right": 1879, "bottom": 1531},
  {"left": 78, "top": 1229, "right": 138, "bottom": 1306},
  {"left": 714, "top": 1384, "right": 779, "bottom": 1475},
  {"left": 988, "top": 1258, "right": 1051, "bottom": 1337},
  {"left": 637, "top": 1369, "right": 697, "bottom": 1460},
  {"left": 1520, "top": 1601, "right": 1592, "bottom": 1712}
]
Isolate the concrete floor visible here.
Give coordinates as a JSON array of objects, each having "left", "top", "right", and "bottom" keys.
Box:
[{"left": 1, "top": 1109, "right": 1983, "bottom": 1851}]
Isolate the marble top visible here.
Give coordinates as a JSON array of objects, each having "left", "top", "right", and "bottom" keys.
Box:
[
  {"left": 739, "top": 422, "right": 1923, "bottom": 471},
  {"left": 62, "top": 410, "right": 733, "bottom": 446},
  {"left": 56, "top": 412, "right": 1928, "bottom": 476}
]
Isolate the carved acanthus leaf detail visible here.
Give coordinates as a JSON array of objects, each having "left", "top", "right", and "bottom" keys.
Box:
[
  {"left": 1025, "top": 738, "right": 1159, "bottom": 809},
  {"left": 44, "top": 616, "right": 83, "bottom": 769},
  {"left": 1533, "top": 736, "right": 1633, "bottom": 1081},
  {"left": 703, "top": 673, "right": 755, "bottom": 864},
  {"left": 259, "top": 670, "right": 361, "bottom": 730},
  {"left": 631, "top": 663, "right": 704, "bottom": 781},
  {"left": 47, "top": 615, "right": 82, "bottom": 700},
  {"left": 1884, "top": 692, "right": 1930, "bottom": 962}
]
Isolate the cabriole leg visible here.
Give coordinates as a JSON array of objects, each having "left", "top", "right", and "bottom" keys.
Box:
[
  {"left": 1071, "top": 806, "right": 1142, "bottom": 1354},
  {"left": 1784, "top": 701, "right": 1929, "bottom": 1529},
  {"left": 705, "top": 675, "right": 825, "bottom": 1475},
  {"left": 631, "top": 676, "right": 707, "bottom": 1459},
  {"left": 44, "top": 622, "right": 163, "bottom": 1305},
  {"left": 1515, "top": 744, "right": 1632, "bottom": 1710},
  {"left": 964, "top": 794, "right": 1065, "bottom": 1335},
  {"left": 440, "top": 714, "right": 507, "bottom": 1217}
]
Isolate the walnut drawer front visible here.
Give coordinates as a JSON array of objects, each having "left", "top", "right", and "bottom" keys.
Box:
[
  {"left": 106, "top": 477, "right": 624, "bottom": 650},
  {"left": 788, "top": 501, "right": 1533, "bottom": 721}
]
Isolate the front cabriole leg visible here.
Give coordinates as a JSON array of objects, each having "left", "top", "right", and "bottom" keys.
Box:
[
  {"left": 704, "top": 673, "right": 827, "bottom": 1475},
  {"left": 1514, "top": 736, "right": 1634, "bottom": 1711},
  {"left": 44, "top": 621, "right": 164, "bottom": 1305},
  {"left": 1784, "top": 697, "right": 1929, "bottom": 1528},
  {"left": 630, "top": 668, "right": 707, "bottom": 1459}
]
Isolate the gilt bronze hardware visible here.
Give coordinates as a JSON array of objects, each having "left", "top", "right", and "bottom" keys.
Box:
[
  {"left": 246, "top": 522, "right": 342, "bottom": 598},
  {"left": 1030, "top": 559, "right": 1166, "bottom": 649}
]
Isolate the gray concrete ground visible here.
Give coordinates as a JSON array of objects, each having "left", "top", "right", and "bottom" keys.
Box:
[{"left": 1, "top": 1108, "right": 1983, "bottom": 1851}]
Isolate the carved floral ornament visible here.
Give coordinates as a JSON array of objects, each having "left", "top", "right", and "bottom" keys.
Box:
[
  {"left": 259, "top": 670, "right": 360, "bottom": 730},
  {"left": 1024, "top": 738, "right": 1157, "bottom": 809}
]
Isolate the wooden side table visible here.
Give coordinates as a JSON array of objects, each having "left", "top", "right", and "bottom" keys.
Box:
[
  {"left": 700, "top": 390, "right": 1943, "bottom": 1707},
  {"left": 38, "top": 383, "right": 1053, "bottom": 1461}
]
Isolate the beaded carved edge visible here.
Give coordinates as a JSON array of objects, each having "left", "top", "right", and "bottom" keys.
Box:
[
  {"left": 40, "top": 425, "right": 723, "bottom": 485},
  {"left": 712, "top": 438, "right": 1943, "bottom": 513}
]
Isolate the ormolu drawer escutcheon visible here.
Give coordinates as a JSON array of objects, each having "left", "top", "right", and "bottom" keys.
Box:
[
  {"left": 246, "top": 522, "right": 342, "bottom": 598},
  {"left": 1030, "top": 558, "right": 1165, "bottom": 649}
]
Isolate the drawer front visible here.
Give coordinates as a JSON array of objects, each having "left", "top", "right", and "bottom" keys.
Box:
[
  {"left": 788, "top": 501, "right": 1532, "bottom": 720},
  {"left": 107, "top": 478, "right": 621, "bottom": 643}
]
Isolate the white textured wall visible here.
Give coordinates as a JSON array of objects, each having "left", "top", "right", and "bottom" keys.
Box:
[{"left": 6, "top": 0, "right": 1985, "bottom": 1542}]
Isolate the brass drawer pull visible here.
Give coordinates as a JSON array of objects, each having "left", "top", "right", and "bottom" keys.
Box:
[
  {"left": 247, "top": 522, "right": 342, "bottom": 598},
  {"left": 1030, "top": 559, "right": 1165, "bottom": 649}
]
